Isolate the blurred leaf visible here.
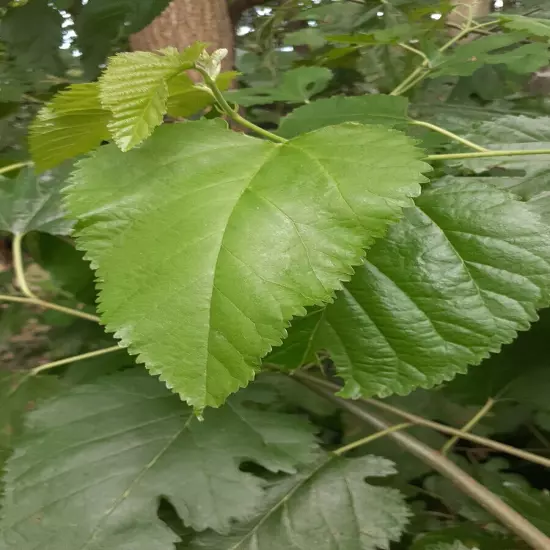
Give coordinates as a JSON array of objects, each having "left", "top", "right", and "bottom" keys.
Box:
[
  {"left": 411, "top": 525, "right": 523, "bottom": 549},
  {"left": 278, "top": 94, "right": 409, "bottom": 138},
  {"left": 226, "top": 67, "right": 332, "bottom": 106},
  {"left": 0, "top": 165, "right": 73, "bottom": 236},
  {"left": 29, "top": 83, "right": 111, "bottom": 172},
  {"left": 284, "top": 28, "right": 326, "bottom": 49},
  {"left": 498, "top": 15, "right": 550, "bottom": 37}
]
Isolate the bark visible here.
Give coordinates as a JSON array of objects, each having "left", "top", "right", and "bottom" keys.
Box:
[{"left": 130, "top": 0, "right": 235, "bottom": 70}]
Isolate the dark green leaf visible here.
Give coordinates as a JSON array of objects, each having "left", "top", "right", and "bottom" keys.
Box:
[
  {"left": 0, "top": 372, "right": 320, "bottom": 547},
  {"left": 192, "top": 455, "right": 410, "bottom": 550},
  {"left": 278, "top": 95, "right": 409, "bottom": 138},
  {"left": 0, "top": 166, "right": 73, "bottom": 236}
]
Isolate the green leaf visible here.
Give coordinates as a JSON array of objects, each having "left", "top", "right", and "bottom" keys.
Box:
[
  {"left": 225, "top": 67, "right": 332, "bottom": 106},
  {"left": 284, "top": 28, "right": 327, "bottom": 49},
  {"left": 0, "top": 166, "right": 73, "bottom": 236},
  {"left": 431, "top": 33, "right": 549, "bottom": 77},
  {"left": 75, "top": 0, "right": 173, "bottom": 78},
  {"left": 411, "top": 525, "right": 519, "bottom": 550},
  {"left": 166, "top": 71, "right": 237, "bottom": 118},
  {"left": 273, "top": 180, "right": 550, "bottom": 398},
  {"left": 0, "top": 372, "right": 320, "bottom": 547},
  {"left": 99, "top": 45, "right": 204, "bottom": 151},
  {"left": 278, "top": 95, "right": 409, "bottom": 138},
  {"left": 191, "top": 455, "right": 410, "bottom": 550},
  {"left": 0, "top": 0, "right": 63, "bottom": 75},
  {"left": 498, "top": 15, "right": 550, "bottom": 37},
  {"left": 65, "top": 120, "right": 429, "bottom": 410},
  {"left": 29, "top": 83, "right": 111, "bottom": 172}
]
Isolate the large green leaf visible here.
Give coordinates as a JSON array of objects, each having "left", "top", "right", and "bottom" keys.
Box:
[
  {"left": 278, "top": 95, "right": 409, "bottom": 138},
  {"left": 498, "top": 14, "right": 550, "bottom": 37},
  {"left": 191, "top": 455, "right": 410, "bottom": 550},
  {"left": 271, "top": 179, "right": 550, "bottom": 398},
  {"left": 0, "top": 166, "right": 73, "bottom": 236},
  {"left": 65, "top": 120, "right": 429, "bottom": 410},
  {"left": 29, "top": 83, "right": 111, "bottom": 172},
  {"left": 0, "top": 372, "right": 319, "bottom": 548},
  {"left": 99, "top": 45, "right": 204, "bottom": 151}
]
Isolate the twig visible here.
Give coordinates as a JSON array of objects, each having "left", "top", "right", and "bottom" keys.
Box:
[
  {"left": 334, "top": 423, "right": 412, "bottom": 455},
  {"left": 297, "top": 376, "right": 550, "bottom": 550},
  {"left": 12, "top": 233, "right": 38, "bottom": 299},
  {"left": 410, "top": 119, "right": 488, "bottom": 152},
  {"left": 0, "top": 161, "right": 31, "bottom": 176},
  {"left": 441, "top": 397, "right": 495, "bottom": 455},
  {"left": 293, "top": 373, "right": 550, "bottom": 469},
  {"left": 427, "top": 148, "right": 550, "bottom": 161}
]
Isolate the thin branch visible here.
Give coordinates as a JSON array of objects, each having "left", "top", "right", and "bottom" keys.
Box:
[
  {"left": 334, "top": 423, "right": 412, "bottom": 455},
  {"left": 0, "top": 161, "right": 31, "bottom": 176},
  {"left": 441, "top": 397, "right": 495, "bottom": 455},
  {"left": 293, "top": 373, "right": 550, "bottom": 469},
  {"left": 427, "top": 148, "right": 550, "bottom": 161},
  {"left": 0, "top": 294, "right": 101, "bottom": 323},
  {"left": 410, "top": 120, "right": 488, "bottom": 152},
  {"left": 12, "top": 233, "right": 38, "bottom": 299},
  {"left": 30, "top": 345, "right": 121, "bottom": 376},
  {"left": 397, "top": 42, "right": 432, "bottom": 66},
  {"left": 196, "top": 67, "right": 287, "bottom": 144},
  {"left": 297, "top": 377, "right": 550, "bottom": 550}
]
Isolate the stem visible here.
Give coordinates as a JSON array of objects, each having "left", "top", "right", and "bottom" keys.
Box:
[
  {"left": 0, "top": 294, "right": 101, "bottom": 323},
  {"left": 427, "top": 148, "right": 550, "bottom": 161},
  {"left": 397, "top": 42, "right": 431, "bottom": 66},
  {"left": 12, "top": 233, "right": 38, "bottom": 299},
  {"left": 299, "top": 378, "right": 550, "bottom": 550},
  {"left": 390, "top": 65, "right": 427, "bottom": 96},
  {"left": 30, "top": 345, "right": 121, "bottom": 376},
  {"left": 196, "top": 68, "right": 287, "bottom": 144},
  {"left": 294, "top": 373, "right": 550, "bottom": 469},
  {"left": 410, "top": 120, "right": 488, "bottom": 152},
  {"left": 0, "top": 161, "right": 31, "bottom": 176},
  {"left": 441, "top": 398, "right": 495, "bottom": 455},
  {"left": 334, "top": 423, "right": 412, "bottom": 455}
]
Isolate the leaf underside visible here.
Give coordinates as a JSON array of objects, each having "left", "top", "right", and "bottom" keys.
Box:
[
  {"left": 65, "top": 120, "right": 429, "bottom": 410},
  {"left": 272, "top": 179, "right": 550, "bottom": 398},
  {"left": 0, "top": 372, "right": 319, "bottom": 549}
]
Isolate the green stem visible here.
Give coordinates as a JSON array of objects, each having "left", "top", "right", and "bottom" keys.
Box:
[
  {"left": 390, "top": 65, "right": 427, "bottom": 96},
  {"left": 196, "top": 68, "right": 287, "bottom": 144},
  {"left": 397, "top": 42, "right": 431, "bottom": 66},
  {"left": 410, "top": 120, "right": 488, "bottom": 152},
  {"left": 293, "top": 373, "right": 550, "bottom": 469},
  {"left": 441, "top": 397, "right": 495, "bottom": 455},
  {"left": 30, "top": 345, "right": 121, "bottom": 376},
  {"left": 0, "top": 161, "right": 31, "bottom": 176},
  {"left": 297, "top": 376, "right": 550, "bottom": 550},
  {"left": 427, "top": 148, "right": 550, "bottom": 161},
  {"left": 334, "top": 422, "right": 412, "bottom": 455},
  {"left": 12, "top": 233, "right": 38, "bottom": 299},
  {"left": 0, "top": 294, "right": 101, "bottom": 323}
]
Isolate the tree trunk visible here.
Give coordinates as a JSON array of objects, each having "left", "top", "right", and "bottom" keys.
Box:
[{"left": 130, "top": 0, "right": 235, "bottom": 70}]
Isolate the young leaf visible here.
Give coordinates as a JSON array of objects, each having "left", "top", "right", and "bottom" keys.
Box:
[
  {"left": 278, "top": 95, "right": 409, "bottom": 138},
  {"left": 272, "top": 180, "right": 550, "bottom": 398},
  {"left": 29, "top": 83, "right": 111, "bottom": 172},
  {"left": 166, "top": 71, "right": 237, "bottom": 118},
  {"left": 99, "top": 44, "right": 204, "bottom": 151},
  {"left": 191, "top": 455, "right": 410, "bottom": 550},
  {"left": 0, "top": 372, "right": 320, "bottom": 548},
  {"left": 225, "top": 67, "right": 332, "bottom": 106},
  {"left": 65, "top": 120, "right": 429, "bottom": 410},
  {"left": 0, "top": 165, "right": 73, "bottom": 236}
]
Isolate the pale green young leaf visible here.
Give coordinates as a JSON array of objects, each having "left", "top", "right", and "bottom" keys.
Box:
[
  {"left": 278, "top": 95, "right": 409, "bottom": 138},
  {"left": 192, "top": 455, "right": 410, "bottom": 550},
  {"left": 99, "top": 44, "right": 204, "bottom": 151},
  {"left": 166, "top": 71, "right": 237, "bottom": 118},
  {"left": 0, "top": 372, "right": 319, "bottom": 548},
  {"left": 225, "top": 67, "right": 332, "bottom": 106},
  {"left": 0, "top": 166, "right": 73, "bottom": 236},
  {"left": 272, "top": 180, "right": 550, "bottom": 399},
  {"left": 29, "top": 83, "right": 111, "bottom": 172},
  {"left": 65, "top": 120, "right": 429, "bottom": 410}
]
